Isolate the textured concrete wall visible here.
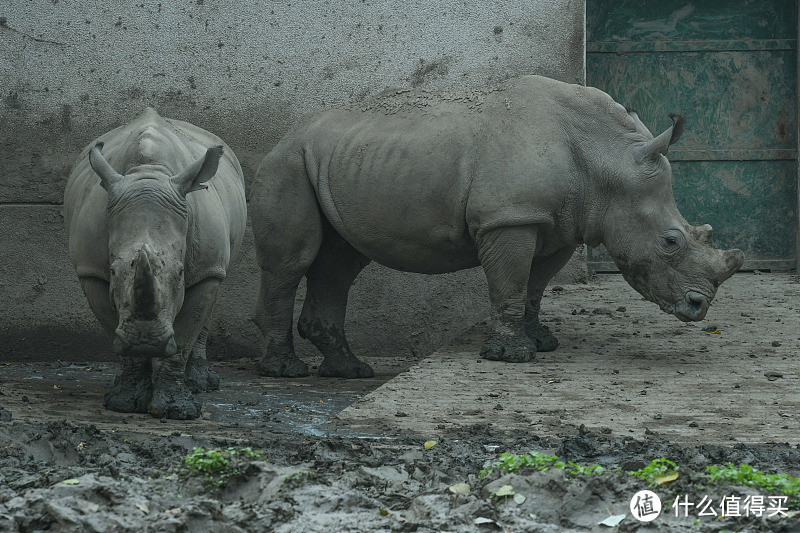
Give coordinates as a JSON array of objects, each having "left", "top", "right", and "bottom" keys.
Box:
[{"left": 0, "top": 0, "right": 586, "bottom": 363}]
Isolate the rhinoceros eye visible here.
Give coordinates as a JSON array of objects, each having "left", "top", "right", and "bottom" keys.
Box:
[{"left": 661, "top": 231, "right": 684, "bottom": 252}]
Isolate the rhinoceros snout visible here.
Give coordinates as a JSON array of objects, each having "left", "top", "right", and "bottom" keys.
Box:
[
  {"left": 113, "top": 330, "right": 177, "bottom": 357},
  {"left": 674, "top": 291, "right": 709, "bottom": 322}
]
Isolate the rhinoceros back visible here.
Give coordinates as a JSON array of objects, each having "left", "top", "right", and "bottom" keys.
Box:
[{"left": 64, "top": 108, "right": 246, "bottom": 287}]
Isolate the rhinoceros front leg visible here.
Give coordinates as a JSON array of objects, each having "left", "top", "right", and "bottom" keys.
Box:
[
  {"left": 79, "top": 277, "right": 154, "bottom": 413},
  {"left": 477, "top": 226, "right": 538, "bottom": 363},
  {"left": 184, "top": 324, "right": 220, "bottom": 393},
  {"left": 149, "top": 278, "right": 221, "bottom": 420},
  {"left": 297, "top": 229, "right": 374, "bottom": 378},
  {"left": 524, "top": 246, "right": 576, "bottom": 352}
]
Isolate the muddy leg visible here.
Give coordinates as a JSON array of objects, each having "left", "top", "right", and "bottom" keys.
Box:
[
  {"left": 80, "top": 277, "right": 154, "bottom": 412},
  {"left": 524, "top": 246, "right": 576, "bottom": 352},
  {"left": 149, "top": 278, "right": 221, "bottom": 420},
  {"left": 184, "top": 324, "right": 220, "bottom": 393},
  {"left": 104, "top": 358, "right": 153, "bottom": 413},
  {"left": 297, "top": 228, "right": 373, "bottom": 378},
  {"left": 250, "top": 150, "right": 322, "bottom": 378},
  {"left": 476, "top": 226, "right": 538, "bottom": 363},
  {"left": 253, "top": 272, "right": 311, "bottom": 377}
]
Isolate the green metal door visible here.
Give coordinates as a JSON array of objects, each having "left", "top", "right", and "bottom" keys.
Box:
[{"left": 587, "top": 0, "right": 798, "bottom": 271}]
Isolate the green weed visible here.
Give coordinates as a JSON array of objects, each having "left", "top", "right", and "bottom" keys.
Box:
[
  {"left": 705, "top": 463, "right": 800, "bottom": 507},
  {"left": 480, "top": 451, "right": 606, "bottom": 478},
  {"left": 183, "top": 446, "right": 263, "bottom": 487},
  {"left": 627, "top": 458, "right": 679, "bottom": 484}
]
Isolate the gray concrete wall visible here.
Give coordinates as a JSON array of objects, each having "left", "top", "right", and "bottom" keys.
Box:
[{"left": 0, "top": 0, "right": 586, "bottom": 363}]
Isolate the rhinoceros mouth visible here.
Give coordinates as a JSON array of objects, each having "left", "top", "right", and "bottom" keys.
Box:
[
  {"left": 113, "top": 324, "right": 176, "bottom": 356},
  {"left": 673, "top": 291, "right": 710, "bottom": 322}
]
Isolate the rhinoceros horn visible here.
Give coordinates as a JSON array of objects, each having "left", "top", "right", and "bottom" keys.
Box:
[
  {"left": 89, "top": 143, "right": 124, "bottom": 191},
  {"left": 633, "top": 113, "right": 685, "bottom": 164},
  {"left": 171, "top": 145, "right": 224, "bottom": 195},
  {"left": 132, "top": 249, "right": 158, "bottom": 319}
]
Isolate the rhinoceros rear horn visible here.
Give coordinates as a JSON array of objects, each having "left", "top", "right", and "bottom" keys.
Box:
[
  {"left": 89, "top": 143, "right": 124, "bottom": 191},
  {"left": 171, "top": 145, "right": 224, "bottom": 195},
  {"left": 633, "top": 113, "right": 685, "bottom": 164}
]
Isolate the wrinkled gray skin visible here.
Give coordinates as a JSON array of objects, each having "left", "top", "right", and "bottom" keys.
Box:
[
  {"left": 64, "top": 108, "right": 246, "bottom": 419},
  {"left": 250, "top": 75, "right": 744, "bottom": 377}
]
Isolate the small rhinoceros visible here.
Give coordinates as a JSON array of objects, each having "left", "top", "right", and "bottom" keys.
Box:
[
  {"left": 249, "top": 75, "right": 744, "bottom": 378},
  {"left": 64, "top": 108, "right": 246, "bottom": 419}
]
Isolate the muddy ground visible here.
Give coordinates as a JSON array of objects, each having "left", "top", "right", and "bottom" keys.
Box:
[{"left": 1, "top": 273, "right": 799, "bottom": 532}]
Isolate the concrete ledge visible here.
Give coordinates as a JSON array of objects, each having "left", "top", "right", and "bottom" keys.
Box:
[{"left": 336, "top": 273, "right": 800, "bottom": 445}]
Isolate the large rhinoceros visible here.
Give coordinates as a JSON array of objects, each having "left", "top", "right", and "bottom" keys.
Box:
[
  {"left": 64, "top": 108, "right": 246, "bottom": 419},
  {"left": 249, "top": 75, "right": 744, "bottom": 379}
]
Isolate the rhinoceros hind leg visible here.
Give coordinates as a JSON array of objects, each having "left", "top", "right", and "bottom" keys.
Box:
[
  {"left": 149, "top": 371, "right": 201, "bottom": 420},
  {"left": 480, "top": 327, "right": 536, "bottom": 363},
  {"left": 104, "top": 358, "right": 153, "bottom": 413},
  {"left": 253, "top": 271, "right": 311, "bottom": 378},
  {"left": 184, "top": 326, "right": 221, "bottom": 392},
  {"left": 524, "top": 320, "right": 559, "bottom": 352},
  {"left": 251, "top": 161, "right": 322, "bottom": 378},
  {"left": 256, "top": 330, "right": 310, "bottom": 377},
  {"left": 298, "top": 228, "right": 374, "bottom": 379},
  {"left": 523, "top": 246, "right": 576, "bottom": 352}
]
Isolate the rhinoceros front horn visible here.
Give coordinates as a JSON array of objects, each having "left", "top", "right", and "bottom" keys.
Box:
[
  {"left": 89, "top": 142, "right": 124, "bottom": 191},
  {"left": 132, "top": 249, "right": 158, "bottom": 319}
]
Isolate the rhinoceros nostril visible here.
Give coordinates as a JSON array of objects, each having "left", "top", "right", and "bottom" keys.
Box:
[{"left": 687, "top": 292, "right": 706, "bottom": 304}]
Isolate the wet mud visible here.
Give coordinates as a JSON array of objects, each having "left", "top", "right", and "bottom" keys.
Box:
[{"left": 1, "top": 274, "right": 799, "bottom": 531}]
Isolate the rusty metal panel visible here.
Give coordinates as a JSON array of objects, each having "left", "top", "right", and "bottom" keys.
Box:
[{"left": 587, "top": 0, "right": 798, "bottom": 270}]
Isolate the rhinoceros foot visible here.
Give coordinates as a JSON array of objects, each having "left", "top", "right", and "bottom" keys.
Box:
[
  {"left": 103, "top": 362, "right": 153, "bottom": 413},
  {"left": 318, "top": 356, "right": 374, "bottom": 379},
  {"left": 257, "top": 355, "right": 310, "bottom": 378},
  {"left": 523, "top": 320, "right": 559, "bottom": 352},
  {"left": 149, "top": 374, "right": 201, "bottom": 420},
  {"left": 185, "top": 356, "right": 221, "bottom": 393},
  {"left": 480, "top": 331, "right": 536, "bottom": 363}
]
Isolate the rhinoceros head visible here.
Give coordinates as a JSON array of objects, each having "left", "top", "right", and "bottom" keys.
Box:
[
  {"left": 601, "top": 112, "right": 744, "bottom": 322},
  {"left": 89, "top": 142, "right": 223, "bottom": 355}
]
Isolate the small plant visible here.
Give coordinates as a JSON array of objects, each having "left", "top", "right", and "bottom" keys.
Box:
[
  {"left": 705, "top": 463, "right": 800, "bottom": 507},
  {"left": 480, "top": 451, "right": 606, "bottom": 478},
  {"left": 183, "top": 446, "right": 263, "bottom": 487},
  {"left": 628, "top": 458, "right": 678, "bottom": 484},
  {"left": 284, "top": 470, "right": 315, "bottom": 484}
]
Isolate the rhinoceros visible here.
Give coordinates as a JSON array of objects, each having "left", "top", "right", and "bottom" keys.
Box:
[
  {"left": 64, "top": 107, "right": 246, "bottom": 419},
  {"left": 249, "top": 75, "right": 744, "bottom": 378}
]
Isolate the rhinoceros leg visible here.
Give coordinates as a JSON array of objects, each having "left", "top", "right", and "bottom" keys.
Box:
[
  {"left": 477, "top": 226, "right": 538, "bottom": 363},
  {"left": 184, "top": 324, "right": 220, "bottom": 393},
  {"left": 104, "top": 358, "right": 153, "bottom": 413},
  {"left": 149, "top": 278, "right": 221, "bottom": 420},
  {"left": 251, "top": 153, "right": 322, "bottom": 378},
  {"left": 253, "top": 271, "right": 312, "bottom": 378},
  {"left": 297, "top": 227, "right": 374, "bottom": 379},
  {"left": 524, "top": 246, "right": 576, "bottom": 352},
  {"left": 79, "top": 277, "right": 154, "bottom": 412}
]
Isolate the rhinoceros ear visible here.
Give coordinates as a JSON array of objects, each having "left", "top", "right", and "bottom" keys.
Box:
[
  {"left": 89, "top": 143, "right": 124, "bottom": 191},
  {"left": 171, "top": 145, "right": 223, "bottom": 195},
  {"left": 626, "top": 108, "right": 654, "bottom": 140},
  {"left": 633, "top": 113, "right": 685, "bottom": 164}
]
